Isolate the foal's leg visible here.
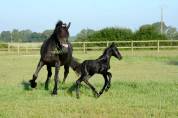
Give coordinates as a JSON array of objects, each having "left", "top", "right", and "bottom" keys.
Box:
[
  {"left": 62, "top": 65, "right": 69, "bottom": 84},
  {"left": 105, "top": 72, "right": 112, "bottom": 92},
  {"left": 84, "top": 79, "right": 99, "bottom": 98},
  {"left": 98, "top": 73, "right": 109, "bottom": 96},
  {"left": 76, "top": 75, "right": 84, "bottom": 99},
  {"left": 52, "top": 62, "right": 60, "bottom": 95},
  {"left": 29, "top": 60, "right": 44, "bottom": 88},
  {"left": 45, "top": 65, "right": 52, "bottom": 90}
]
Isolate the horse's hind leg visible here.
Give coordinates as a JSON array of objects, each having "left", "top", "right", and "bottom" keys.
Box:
[
  {"left": 45, "top": 65, "right": 52, "bottom": 90},
  {"left": 62, "top": 65, "right": 69, "bottom": 84},
  {"left": 105, "top": 72, "right": 112, "bottom": 92},
  {"left": 84, "top": 79, "right": 99, "bottom": 98},
  {"left": 98, "top": 74, "right": 109, "bottom": 96},
  {"left": 29, "top": 60, "right": 44, "bottom": 88},
  {"left": 76, "top": 76, "right": 83, "bottom": 99}
]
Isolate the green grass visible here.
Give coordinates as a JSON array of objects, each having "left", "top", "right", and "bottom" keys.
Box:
[{"left": 0, "top": 51, "right": 178, "bottom": 118}]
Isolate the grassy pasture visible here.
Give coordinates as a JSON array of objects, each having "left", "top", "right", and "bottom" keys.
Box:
[{"left": 0, "top": 50, "right": 178, "bottom": 118}]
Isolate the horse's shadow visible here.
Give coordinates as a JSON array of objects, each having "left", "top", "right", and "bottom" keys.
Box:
[
  {"left": 66, "top": 83, "right": 77, "bottom": 95},
  {"left": 21, "top": 80, "right": 45, "bottom": 91},
  {"left": 21, "top": 80, "right": 32, "bottom": 91},
  {"left": 66, "top": 83, "right": 90, "bottom": 96},
  {"left": 167, "top": 61, "right": 178, "bottom": 66},
  {"left": 21, "top": 80, "right": 90, "bottom": 96}
]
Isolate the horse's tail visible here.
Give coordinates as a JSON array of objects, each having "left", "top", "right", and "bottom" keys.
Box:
[{"left": 70, "top": 57, "right": 81, "bottom": 76}]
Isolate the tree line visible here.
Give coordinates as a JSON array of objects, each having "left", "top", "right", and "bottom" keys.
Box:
[
  {"left": 76, "top": 22, "right": 178, "bottom": 42},
  {"left": 0, "top": 29, "right": 53, "bottom": 42},
  {"left": 0, "top": 22, "right": 178, "bottom": 42}
]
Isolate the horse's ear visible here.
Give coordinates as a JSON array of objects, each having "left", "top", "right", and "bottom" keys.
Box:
[
  {"left": 110, "top": 42, "right": 115, "bottom": 47},
  {"left": 56, "top": 20, "right": 63, "bottom": 28},
  {"left": 67, "top": 22, "right": 71, "bottom": 29}
]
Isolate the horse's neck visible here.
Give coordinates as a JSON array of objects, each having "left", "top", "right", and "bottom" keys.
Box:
[{"left": 98, "top": 50, "right": 112, "bottom": 66}]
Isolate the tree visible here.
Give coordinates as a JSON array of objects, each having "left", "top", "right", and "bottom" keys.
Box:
[
  {"left": 30, "top": 32, "right": 42, "bottom": 42},
  {"left": 0, "top": 31, "right": 11, "bottom": 42},
  {"left": 12, "top": 29, "right": 22, "bottom": 42},
  {"left": 152, "top": 22, "right": 167, "bottom": 33},
  {"left": 76, "top": 27, "right": 133, "bottom": 42},
  {"left": 20, "top": 30, "right": 32, "bottom": 42},
  {"left": 134, "top": 24, "right": 167, "bottom": 41},
  {"left": 42, "top": 30, "right": 53, "bottom": 39},
  {"left": 75, "top": 29, "right": 95, "bottom": 41},
  {"left": 166, "top": 26, "right": 178, "bottom": 40}
]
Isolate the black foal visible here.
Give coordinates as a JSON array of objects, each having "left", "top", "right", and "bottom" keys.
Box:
[{"left": 71, "top": 43, "right": 122, "bottom": 98}]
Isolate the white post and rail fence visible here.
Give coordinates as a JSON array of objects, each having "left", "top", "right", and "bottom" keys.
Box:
[{"left": 0, "top": 40, "right": 178, "bottom": 55}]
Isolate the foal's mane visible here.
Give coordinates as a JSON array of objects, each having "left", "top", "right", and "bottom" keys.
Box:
[{"left": 98, "top": 46, "right": 111, "bottom": 59}]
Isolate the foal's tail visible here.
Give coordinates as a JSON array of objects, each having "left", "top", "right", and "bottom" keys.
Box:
[{"left": 70, "top": 57, "right": 81, "bottom": 76}]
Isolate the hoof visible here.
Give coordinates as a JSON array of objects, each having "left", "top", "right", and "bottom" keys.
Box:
[
  {"left": 105, "top": 87, "right": 109, "bottom": 92},
  {"left": 105, "top": 85, "right": 111, "bottom": 92},
  {"left": 99, "top": 91, "right": 103, "bottom": 95},
  {"left": 76, "top": 95, "right": 80, "bottom": 99},
  {"left": 76, "top": 93, "right": 80, "bottom": 99},
  {"left": 29, "top": 80, "right": 37, "bottom": 88},
  {"left": 94, "top": 93, "right": 100, "bottom": 98},
  {"left": 52, "top": 91, "right": 57, "bottom": 95},
  {"left": 52, "top": 93, "right": 57, "bottom": 96}
]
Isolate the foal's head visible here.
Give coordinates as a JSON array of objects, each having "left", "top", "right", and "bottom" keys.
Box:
[
  {"left": 109, "top": 42, "right": 122, "bottom": 60},
  {"left": 54, "top": 20, "right": 71, "bottom": 44}
]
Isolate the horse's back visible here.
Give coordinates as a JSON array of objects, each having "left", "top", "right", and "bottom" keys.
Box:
[
  {"left": 81, "top": 60, "right": 100, "bottom": 74},
  {"left": 81, "top": 59, "right": 109, "bottom": 75}
]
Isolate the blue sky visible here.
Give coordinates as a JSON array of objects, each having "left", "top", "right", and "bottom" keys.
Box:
[{"left": 0, "top": 0, "right": 177, "bottom": 35}]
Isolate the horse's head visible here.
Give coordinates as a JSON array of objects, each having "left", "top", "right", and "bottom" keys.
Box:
[
  {"left": 110, "top": 42, "right": 122, "bottom": 60},
  {"left": 54, "top": 20, "right": 71, "bottom": 45}
]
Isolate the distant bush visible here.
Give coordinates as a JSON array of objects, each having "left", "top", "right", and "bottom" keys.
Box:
[
  {"left": 75, "top": 22, "right": 170, "bottom": 47},
  {"left": 0, "top": 43, "right": 8, "bottom": 48}
]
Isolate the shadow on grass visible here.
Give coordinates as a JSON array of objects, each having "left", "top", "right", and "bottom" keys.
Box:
[
  {"left": 67, "top": 83, "right": 90, "bottom": 96},
  {"left": 21, "top": 81, "right": 45, "bottom": 91},
  {"left": 21, "top": 80, "right": 91, "bottom": 97},
  {"left": 67, "top": 83, "right": 77, "bottom": 95},
  {"left": 21, "top": 80, "right": 32, "bottom": 91},
  {"left": 167, "top": 61, "right": 178, "bottom": 66}
]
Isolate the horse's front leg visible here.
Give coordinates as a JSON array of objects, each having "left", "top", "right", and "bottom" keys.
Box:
[
  {"left": 45, "top": 65, "right": 52, "bottom": 90},
  {"left": 62, "top": 65, "right": 69, "bottom": 84},
  {"left": 29, "top": 60, "right": 44, "bottom": 88},
  {"left": 52, "top": 62, "right": 60, "bottom": 95},
  {"left": 98, "top": 73, "right": 109, "bottom": 96},
  {"left": 105, "top": 72, "right": 112, "bottom": 92}
]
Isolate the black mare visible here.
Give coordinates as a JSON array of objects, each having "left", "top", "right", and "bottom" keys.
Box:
[
  {"left": 29, "top": 21, "right": 72, "bottom": 95},
  {"left": 70, "top": 43, "right": 122, "bottom": 98}
]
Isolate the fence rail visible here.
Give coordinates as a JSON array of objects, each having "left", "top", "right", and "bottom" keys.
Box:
[{"left": 0, "top": 40, "right": 178, "bottom": 55}]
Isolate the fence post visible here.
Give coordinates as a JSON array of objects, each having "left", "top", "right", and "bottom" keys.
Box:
[
  {"left": 131, "top": 41, "right": 134, "bottom": 55},
  {"left": 17, "top": 43, "right": 20, "bottom": 55},
  {"left": 106, "top": 41, "right": 109, "bottom": 47},
  {"left": 157, "top": 40, "right": 160, "bottom": 53},
  {"left": 26, "top": 46, "right": 28, "bottom": 55},
  {"left": 83, "top": 42, "right": 86, "bottom": 53},
  {"left": 8, "top": 43, "right": 10, "bottom": 54}
]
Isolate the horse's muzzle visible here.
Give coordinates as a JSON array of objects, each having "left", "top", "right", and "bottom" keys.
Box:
[{"left": 118, "top": 56, "right": 122, "bottom": 60}]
